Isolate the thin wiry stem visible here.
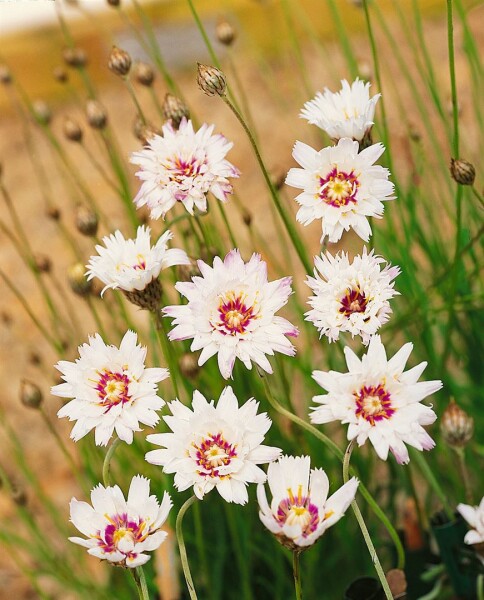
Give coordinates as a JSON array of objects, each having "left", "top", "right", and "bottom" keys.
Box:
[
  {"left": 102, "top": 437, "right": 121, "bottom": 487},
  {"left": 176, "top": 495, "right": 198, "bottom": 600},
  {"left": 293, "top": 551, "right": 303, "bottom": 600}
]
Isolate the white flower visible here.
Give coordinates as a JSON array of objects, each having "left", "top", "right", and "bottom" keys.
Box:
[
  {"left": 285, "top": 137, "right": 395, "bottom": 243},
  {"left": 164, "top": 249, "right": 299, "bottom": 379},
  {"left": 457, "top": 498, "right": 484, "bottom": 546},
  {"left": 145, "top": 387, "right": 281, "bottom": 505},
  {"left": 130, "top": 118, "right": 240, "bottom": 219},
  {"left": 52, "top": 330, "right": 168, "bottom": 446},
  {"left": 306, "top": 247, "right": 400, "bottom": 344},
  {"left": 69, "top": 475, "right": 172, "bottom": 568},
  {"left": 300, "top": 79, "right": 380, "bottom": 142},
  {"left": 310, "top": 335, "right": 442, "bottom": 465},
  {"left": 257, "top": 455, "right": 358, "bottom": 549},
  {"left": 86, "top": 226, "right": 189, "bottom": 294}
]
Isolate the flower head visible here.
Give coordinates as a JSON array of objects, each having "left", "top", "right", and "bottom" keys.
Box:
[
  {"left": 257, "top": 455, "right": 358, "bottom": 550},
  {"left": 146, "top": 387, "right": 281, "bottom": 504},
  {"left": 130, "top": 119, "right": 239, "bottom": 219},
  {"left": 310, "top": 335, "right": 442, "bottom": 464},
  {"left": 457, "top": 498, "right": 484, "bottom": 546},
  {"left": 306, "top": 248, "right": 400, "bottom": 344},
  {"left": 52, "top": 330, "right": 168, "bottom": 446},
  {"left": 69, "top": 475, "right": 172, "bottom": 568},
  {"left": 86, "top": 226, "right": 189, "bottom": 295},
  {"left": 163, "top": 249, "right": 299, "bottom": 379},
  {"left": 300, "top": 79, "right": 380, "bottom": 142},
  {"left": 286, "top": 137, "right": 395, "bottom": 243}
]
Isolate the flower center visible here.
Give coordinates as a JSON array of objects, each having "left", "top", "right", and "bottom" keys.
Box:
[
  {"left": 339, "top": 289, "right": 368, "bottom": 316},
  {"left": 319, "top": 167, "right": 359, "bottom": 207},
  {"left": 276, "top": 485, "right": 320, "bottom": 537},
  {"left": 354, "top": 384, "right": 394, "bottom": 425},
  {"left": 96, "top": 370, "right": 131, "bottom": 410},
  {"left": 193, "top": 432, "right": 237, "bottom": 479},
  {"left": 96, "top": 513, "right": 148, "bottom": 559},
  {"left": 132, "top": 254, "right": 147, "bottom": 271},
  {"left": 214, "top": 291, "right": 257, "bottom": 336}
]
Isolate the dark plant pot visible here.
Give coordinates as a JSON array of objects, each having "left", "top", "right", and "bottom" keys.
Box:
[
  {"left": 344, "top": 577, "right": 384, "bottom": 600},
  {"left": 431, "top": 512, "right": 478, "bottom": 600}
]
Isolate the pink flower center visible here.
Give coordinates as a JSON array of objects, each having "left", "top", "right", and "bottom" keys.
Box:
[
  {"left": 96, "top": 370, "right": 131, "bottom": 410},
  {"left": 193, "top": 432, "right": 237, "bottom": 479},
  {"left": 132, "top": 254, "right": 147, "bottom": 271},
  {"left": 95, "top": 513, "right": 148, "bottom": 560},
  {"left": 339, "top": 289, "right": 368, "bottom": 316},
  {"left": 167, "top": 155, "right": 204, "bottom": 184},
  {"left": 319, "top": 167, "right": 359, "bottom": 207},
  {"left": 354, "top": 384, "right": 394, "bottom": 425},
  {"left": 276, "top": 485, "right": 320, "bottom": 537},
  {"left": 214, "top": 292, "right": 257, "bottom": 336}
]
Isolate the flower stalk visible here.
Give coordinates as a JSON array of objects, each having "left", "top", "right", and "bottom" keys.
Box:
[
  {"left": 176, "top": 495, "right": 199, "bottom": 600},
  {"left": 293, "top": 550, "right": 303, "bottom": 600}
]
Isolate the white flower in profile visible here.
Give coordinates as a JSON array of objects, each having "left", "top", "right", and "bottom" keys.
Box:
[
  {"left": 163, "top": 249, "right": 299, "bottom": 379},
  {"left": 69, "top": 475, "right": 172, "bottom": 568},
  {"left": 285, "top": 137, "right": 395, "bottom": 243},
  {"left": 145, "top": 387, "right": 281, "bottom": 505},
  {"left": 457, "top": 498, "right": 484, "bottom": 546},
  {"left": 257, "top": 455, "right": 358, "bottom": 550},
  {"left": 300, "top": 79, "right": 380, "bottom": 142},
  {"left": 52, "top": 331, "right": 168, "bottom": 446},
  {"left": 86, "top": 226, "right": 189, "bottom": 294},
  {"left": 130, "top": 118, "right": 240, "bottom": 219},
  {"left": 306, "top": 248, "right": 400, "bottom": 344},
  {"left": 310, "top": 335, "right": 442, "bottom": 465}
]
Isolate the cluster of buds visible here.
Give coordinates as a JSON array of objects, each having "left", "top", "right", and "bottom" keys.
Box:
[
  {"left": 440, "top": 399, "right": 474, "bottom": 449},
  {"left": 162, "top": 93, "right": 190, "bottom": 129},
  {"left": 197, "top": 63, "right": 227, "bottom": 97},
  {"left": 108, "top": 46, "right": 132, "bottom": 77}
]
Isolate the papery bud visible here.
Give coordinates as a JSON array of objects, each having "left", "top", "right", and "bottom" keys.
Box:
[
  {"left": 63, "top": 47, "right": 88, "bottom": 68},
  {"left": 179, "top": 352, "right": 200, "bottom": 380},
  {"left": 450, "top": 158, "right": 476, "bottom": 186},
  {"left": 216, "top": 19, "right": 236, "bottom": 46},
  {"left": 123, "top": 278, "right": 161, "bottom": 311},
  {"left": 20, "top": 379, "right": 43, "bottom": 410},
  {"left": 46, "top": 206, "right": 61, "bottom": 221},
  {"left": 53, "top": 66, "right": 69, "bottom": 83},
  {"left": 85, "top": 99, "right": 107, "bottom": 129},
  {"left": 108, "top": 46, "right": 132, "bottom": 77},
  {"left": 440, "top": 399, "right": 474, "bottom": 448},
  {"left": 0, "top": 65, "right": 12, "bottom": 85},
  {"left": 34, "top": 254, "right": 52, "bottom": 274},
  {"left": 11, "top": 481, "right": 27, "bottom": 506},
  {"left": 32, "top": 100, "right": 52, "bottom": 126},
  {"left": 63, "top": 117, "right": 83, "bottom": 142},
  {"left": 75, "top": 203, "right": 99, "bottom": 236},
  {"left": 162, "top": 93, "right": 190, "bottom": 129},
  {"left": 133, "top": 117, "right": 161, "bottom": 145},
  {"left": 135, "top": 62, "right": 155, "bottom": 87},
  {"left": 67, "top": 263, "right": 92, "bottom": 296},
  {"left": 197, "top": 63, "right": 227, "bottom": 97}
]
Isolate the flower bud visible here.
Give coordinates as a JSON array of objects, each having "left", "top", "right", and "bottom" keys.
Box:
[
  {"left": 107, "top": 0, "right": 121, "bottom": 5},
  {"left": 46, "top": 206, "right": 61, "bottom": 221},
  {"left": 450, "top": 158, "right": 476, "bottom": 186},
  {"left": 133, "top": 118, "right": 161, "bottom": 145},
  {"left": 216, "top": 19, "right": 236, "bottom": 46},
  {"left": 123, "top": 278, "right": 161, "bottom": 311},
  {"left": 85, "top": 99, "right": 108, "bottom": 130},
  {"left": 108, "top": 46, "right": 131, "bottom": 77},
  {"left": 67, "top": 263, "right": 92, "bottom": 296},
  {"left": 242, "top": 209, "right": 252, "bottom": 227},
  {"left": 75, "top": 203, "right": 99, "bottom": 237},
  {"left": 1, "top": 311, "right": 12, "bottom": 326},
  {"left": 271, "top": 169, "right": 286, "bottom": 191},
  {"left": 197, "top": 63, "right": 227, "bottom": 97},
  {"left": 440, "top": 399, "right": 474, "bottom": 449},
  {"left": 34, "top": 254, "right": 52, "bottom": 274},
  {"left": 134, "top": 61, "right": 155, "bottom": 87},
  {"left": 32, "top": 100, "right": 52, "bottom": 126},
  {"left": 63, "top": 117, "right": 83, "bottom": 143},
  {"left": 179, "top": 352, "right": 200, "bottom": 380},
  {"left": 162, "top": 93, "right": 190, "bottom": 129},
  {"left": 53, "top": 66, "right": 69, "bottom": 83},
  {"left": 11, "top": 481, "right": 27, "bottom": 506},
  {"left": 0, "top": 65, "right": 12, "bottom": 85},
  {"left": 176, "top": 260, "right": 199, "bottom": 282},
  {"left": 28, "top": 351, "right": 42, "bottom": 366},
  {"left": 20, "top": 379, "right": 43, "bottom": 410},
  {"left": 63, "top": 47, "right": 88, "bottom": 68}
]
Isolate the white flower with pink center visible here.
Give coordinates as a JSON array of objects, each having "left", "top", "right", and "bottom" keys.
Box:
[
  {"left": 163, "top": 249, "right": 299, "bottom": 379},
  {"left": 146, "top": 387, "right": 281, "bottom": 504},
  {"left": 285, "top": 137, "right": 395, "bottom": 243},
  {"left": 457, "top": 498, "right": 484, "bottom": 546},
  {"left": 306, "top": 247, "right": 400, "bottom": 344},
  {"left": 86, "top": 226, "right": 189, "bottom": 294},
  {"left": 130, "top": 118, "right": 240, "bottom": 219},
  {"left": 300, "top": 79, "right": 380, "bottom": 142},
  {"left": 257, "top": 456, "right": 358, "bottom": 549},
  {"left": 69, "top": 475, "right": 172, "bottom": 568},
  {"left": 310, "top": 335, "right": 442, "bottom": 465},
  {"left": 52, "top": 330, "right": 168, "bottom": 446}
]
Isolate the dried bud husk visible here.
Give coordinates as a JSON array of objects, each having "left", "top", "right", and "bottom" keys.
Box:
[
  {"left": 68, "top": 263, "right": 92, "bottom": 296},
  {"left": 34, "top": 254, "right": 52, "bottom": 274},
  {"left": 450, "top": 158, "right": 476, "bottom": 186},
  {"left": 63, "top": 117, "right": 83, "bottom": 143},
  {"left": 63, "top": 47, "right": 88, "bottom": 68},
  {"left": 216, "top": 19, "right": 236, "bottom": 46},
  {"left": 440, "top": 399, "right": 474, "bottom": 448},
  {"left": 197, "top": 63, "right": 227, "bottom": 97},
  {"left": 11, "top": 481, "right": 27, "bottom": 506},
  {"left": 179, "top": 352, "right": 200, "bottom": 380},
  {"left": 20, "top": 379, "right": 43, "bottom": 410},
  {"left": 46, "top": 206, "right": 61, "bottom": 221},
  {"left": 0, "top": 65, "right": 12, "bottom": 85},
  {"left": 108, "top": 46, "right": 132, "bottom": 77},
  {"left": 53, "top": 66, "right": 69, "bottom": 83},
  {"left": 123, "top": 279, "right": 161, "bottom": 311},
  {"left": 133, "top": 118, "right": 161, "bottom": 145},
  {"left": 32, "top": 100, "right": 52, "bottom": 126},
  {"left": 135, "top": 62, "right": 155, "bottom": 87},
  {"left": 85, "top": 99, "right": 108, "bottom": 130},
  {"left": 75, "top": 203, "right": 99, "bottom": 236},
  {"left": 162, "top": 93, "right": 190, "bottom": 129}
]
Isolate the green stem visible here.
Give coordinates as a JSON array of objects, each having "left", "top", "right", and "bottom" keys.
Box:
[
  {"left": 478, "top": 574, "right": 484, "bottom": 600},
  {"left": 102, "top": 437, "right": 121, "bottom": 487},
  {"left": 132, "top": 567, "right": 150, "bottom": 600},
  {"left": 343, "top": 441, "right": 393, "bottom": 600},
  {"left": 176, "top": 495, "right": 198, "bottom": 600},
  {"left": 447, "top": 0, "right": 460, "bottom": 158},
  {"left": 411, "top": 450, "right": 453, "bottom": 519},
  {"left": 293, "top": 551, "right": 303, "bottom": 600},
  {"left": 454, "top": 447, "right": 473, "bottom": 504},
  {"left": 223, "top": 503, "right": 252, "bottom": 600},
  {"left": 153, "top": 311, "right": 181, "bottom": 400},
  {"left": 124, "top": 76, "right": 147, "bottom": 125}
]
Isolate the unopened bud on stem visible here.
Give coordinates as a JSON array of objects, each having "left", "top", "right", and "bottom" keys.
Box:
[
  {"left": 450, "top": 158, "right": 476, "bottom": 186},
  {"left": 63, "top": 47, "right": 88, "bottom": 68},
  {"left": 216, "top": 19, "right": 236, "bottom": 46},
  {"left": 68, "top": 263, "right": 92, "bottom": 296},
  {"left": 108, "top": 46, "right": 132, "bottom": 77},
  {"left": 440, "top": 399, "right": 474, "bottom": 449},
  {"left": 85, "top": 99, "right": 108, "bottom": 129},
  {"left": 162, "top": 93, "right": 190, "bottom": 129},
  {"left": 20, "top": 379, "right": 43, "bottom": 409},
  {"left": 75, "top": 203, "right": 99, "bottom": 237},
  {"left": 135, "top": 62, "right": 155, "bottom": 87},
  {"left": 63, "top": 117, "right": 83, "bottom": 142},
  {"left": 197, "top": 63, "right": 227, "bottom": 97}
]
